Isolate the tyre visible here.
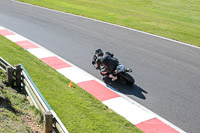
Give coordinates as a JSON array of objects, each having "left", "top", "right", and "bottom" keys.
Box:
[{"left": 119, "top": 72, "right": 135, "bottom": 86}]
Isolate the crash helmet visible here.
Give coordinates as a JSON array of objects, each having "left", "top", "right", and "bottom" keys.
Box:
[
  {"left": 105, "top": 51, "right": 113, "bottom": 57},
  {"left": 95, "top": 48, "right": 103, "bottom": 56},
  {"left": 105, "top": 52, "right": 111, "bottom": 56}
]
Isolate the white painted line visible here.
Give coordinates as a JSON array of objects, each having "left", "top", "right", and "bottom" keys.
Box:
[
  {"left": 103, "top": 97, "right": 155, "bottom": 125},
  {"left": 28, "top": 48, "right": 56, "bottom": 59},
  {"left": 5, "top": 34, "right": 27, "bottom": 42},
  {"left": 57, "top": 67, "right": 95, "bottom": 83},
  {"left": 14, "top": 0, "right": 200, "bottom": 50},
  {"left": 111, "top": 90, "right": 187, "bottom": 133},
  {"left": 0, "top": 26, "right": 5, "bottom": 30}
]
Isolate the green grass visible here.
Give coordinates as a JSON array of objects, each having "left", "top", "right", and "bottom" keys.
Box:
[
  {"left": 0, "top": 70, "right": 41, "bottom": 132},
  {"left": 0, "top": 35, "right": 142, "bottom": 132},
  {"left": 18, "top": 0, "right": 200, "bottom": 46}
]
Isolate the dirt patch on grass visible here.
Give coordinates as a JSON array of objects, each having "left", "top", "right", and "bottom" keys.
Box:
[{"left": 0, "top": 70, "right": 43, "bottom": 133}]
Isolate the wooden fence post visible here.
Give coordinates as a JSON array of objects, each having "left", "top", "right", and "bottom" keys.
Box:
[
  {"left": 15, "top": 65, "right": 22, "bottom": 91},
  {"left": 6, "top": 66, "right": 13, "bottom": 86},
  {"left": 44, "top": 111, "right": 53, "bottom": 133}
]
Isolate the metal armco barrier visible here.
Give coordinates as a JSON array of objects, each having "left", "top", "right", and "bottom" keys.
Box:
[{"left": 0, "top": 57, "right": 69, "bottom": 133}]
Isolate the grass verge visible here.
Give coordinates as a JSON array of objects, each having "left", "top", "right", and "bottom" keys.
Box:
[
  {"left": 18, "top": 0, "right": 200, "bottom": 46},
  {"left": 0, "top": 35, "right": 142, "bottom": 132},
  {"left": 0, "top": 70, "right": 42, "bottom": 132}
]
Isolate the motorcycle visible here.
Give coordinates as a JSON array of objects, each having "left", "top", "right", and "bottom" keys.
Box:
[{"left": 93, "top": 63, "right": 135, "bottom": 86}]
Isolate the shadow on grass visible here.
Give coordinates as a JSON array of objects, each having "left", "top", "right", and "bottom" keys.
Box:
[{"left": 103, "top": 77, "right": 148, "bottom": 100}]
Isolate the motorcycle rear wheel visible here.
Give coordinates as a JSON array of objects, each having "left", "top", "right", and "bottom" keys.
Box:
[{"left": 119, "top": 72, "right": 135, "bottom": 86}]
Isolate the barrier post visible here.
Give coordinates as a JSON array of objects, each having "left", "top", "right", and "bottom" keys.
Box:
[
  {"left": 15, "top": 65, "right": 22, "bottom": 91},
  {"left": 44, "top": 111, "right": 53, "bottom": 133},
  {"left": 6, "top": 66, "right": 13, "bottom": 86}
]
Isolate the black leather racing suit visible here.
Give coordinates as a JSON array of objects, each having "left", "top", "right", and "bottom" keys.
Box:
[{"left": 93, "top": 53, "right": 119, "bottom": 75}]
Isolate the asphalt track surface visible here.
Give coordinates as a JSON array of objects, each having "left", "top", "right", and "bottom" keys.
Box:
[{"left": 0, "top": 0, "right": 200, "bottom": 132}]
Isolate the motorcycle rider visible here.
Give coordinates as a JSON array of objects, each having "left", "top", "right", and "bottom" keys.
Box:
[{"left": 92, "top": 48, "right": 119, "bottom": 81}]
